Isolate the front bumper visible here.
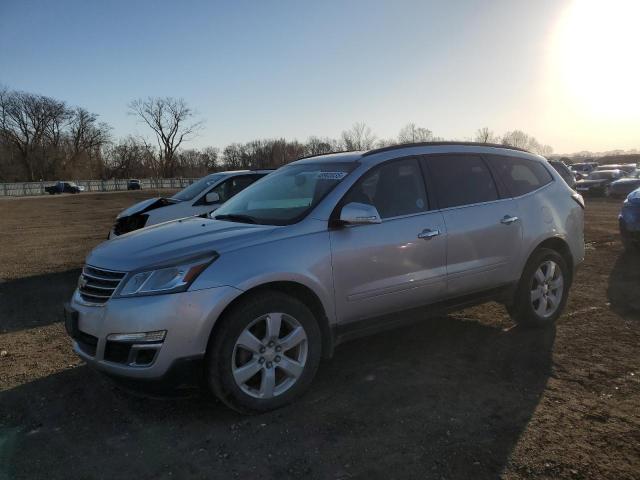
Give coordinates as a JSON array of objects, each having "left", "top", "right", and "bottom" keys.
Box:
[{"left": 66, "top": 285, "right": 242, "bottom": 380}]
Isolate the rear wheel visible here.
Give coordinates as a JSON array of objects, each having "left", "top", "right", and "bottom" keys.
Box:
[
  {"left": 508, "top": 248, "right": 570, "bottom": 327},
  {"left": 205, "top": 291, "right": 322, "bottom": 413}
]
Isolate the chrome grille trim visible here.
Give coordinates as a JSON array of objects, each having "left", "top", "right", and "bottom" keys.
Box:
[{"left": 78, "top": 265, "right": 126, "bottom": 305}]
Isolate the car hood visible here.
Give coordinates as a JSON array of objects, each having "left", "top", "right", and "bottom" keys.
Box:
[
  {"left": 88, "top": 217, "right": 278, "bottom": 271},
  {"left": 116, "top": 197, "right": 180, "bottom": 219}
]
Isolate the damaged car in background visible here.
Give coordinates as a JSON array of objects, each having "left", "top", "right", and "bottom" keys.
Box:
[{"left": 109, "top": 170, "right": 272, "bottom": 238}]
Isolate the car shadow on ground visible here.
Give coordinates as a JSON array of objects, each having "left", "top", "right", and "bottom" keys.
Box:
[
  {"left": 607, "top": 249, "right": 640, "bottom": 317},
  {"left": 1, "top": 313, "right": 555, "bottom": 480},
  {"left": 0, "top": 269, "right": 80, "bottom": 333}
]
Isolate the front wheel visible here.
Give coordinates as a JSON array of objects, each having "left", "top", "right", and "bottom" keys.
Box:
[
  {"left": 508, "top": 248, "right": 570, "bottom": 327},
  {"left": 205, "top": 291, "right": 322, "bottom": 413}
]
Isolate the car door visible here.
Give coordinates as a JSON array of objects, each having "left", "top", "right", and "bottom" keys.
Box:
[
  {"left": 330, "top": 157, "right": 447, "bottom": 325},
  {"left": 422, "top": 154, "right": 522, "bottom": 297}
]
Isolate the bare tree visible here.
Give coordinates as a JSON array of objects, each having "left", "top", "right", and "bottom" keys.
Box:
[
  {"left": 376, "top": 138, "right": 398, "bottom": 148},
  {"left": 502, "top": 130, "right": 554, "bottom": 156},
  {"left": 341, "top": 122, "right": 377, "bottom": 150},
  {"left": 474, "top": 127, "right": 499, "bottom": 143},
  {"left": 398, "top": 123, "right": 433, "bottom": 143},
  {"left": 65, "top": 107, "right": 111, "bottom": 174},
  {"left": 305, "top": 136, "right": 339, "bottom": 156},
  {"left": 501, "top": 130, "right": 531, "bottom": 150},
  {"left": 0, "top": 89, "right": 68, "bottom": 180},
  {"left": 129, "top": 97, "right": 203, "bottom": 177},
  {"left": 537, "top": 144, "right": 554, "bottom": 156}
]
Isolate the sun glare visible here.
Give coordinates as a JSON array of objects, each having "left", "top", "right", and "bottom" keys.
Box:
[{"left": 553, "top": 0, "right": 640, "bottom": 120}]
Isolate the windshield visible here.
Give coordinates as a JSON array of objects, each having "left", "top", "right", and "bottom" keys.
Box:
[
  {"left": 214, "top": 162, "right": 357, "bottom": 225},
  {"left": 172, "top": 174, "right": 225, "bottom": 201},
  {"left": 588, "top": 171, "right": 618, "bottom": 180}
]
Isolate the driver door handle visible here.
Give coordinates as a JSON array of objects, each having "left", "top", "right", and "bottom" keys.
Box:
[
  {"left": 418, "top": 228, "right": 440, "bottom": 240},
  {"left": 500, "top": 215, "right": 519, "bottom": 225}
]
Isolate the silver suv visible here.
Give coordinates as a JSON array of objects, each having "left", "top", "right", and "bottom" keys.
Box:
[{"left": 64, "top": 143, "right": 585, "bottom": 413}]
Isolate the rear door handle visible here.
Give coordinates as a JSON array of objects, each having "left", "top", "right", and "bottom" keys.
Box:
[
  {"left": 500, "top": 215, "right": 519, "bottom": 225},
  {"left": 418, "top": 228, "right": 440, "bottom": 240}
]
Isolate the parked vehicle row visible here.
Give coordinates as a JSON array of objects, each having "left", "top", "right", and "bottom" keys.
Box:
[
  {"left": 575, "top": 169, "right": 625, "bottom": 196},
  {"left": 64, "top": 142, "right": 585, "bottom": 413}
]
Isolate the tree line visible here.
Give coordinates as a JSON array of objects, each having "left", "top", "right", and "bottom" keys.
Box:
[{"left": 0, "top": 87, "right": 556, "bottom": 182}]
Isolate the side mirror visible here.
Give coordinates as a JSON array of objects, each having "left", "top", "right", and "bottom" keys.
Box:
[
  {"left": 205, "top": 192, "right": 220, "bottom": 204},
  {"left": 339, "top": 202, "right": 382, "bottom": 225}
]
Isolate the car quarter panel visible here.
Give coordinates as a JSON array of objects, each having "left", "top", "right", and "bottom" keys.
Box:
[{"left": 515, "top": 182, "right": 585, "bottom": 273}]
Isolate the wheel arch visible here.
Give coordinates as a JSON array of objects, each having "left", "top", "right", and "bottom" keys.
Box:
[
  {"left": 527, "top": 235, "right": 575, "bottom": 284},
  {"left": 208, "top": 281, "right": 335, "bottom": 359}
]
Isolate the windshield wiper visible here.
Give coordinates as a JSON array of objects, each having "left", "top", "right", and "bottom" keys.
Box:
[{"left": 214, "top": 213, "right": 259, "bottom": 224}]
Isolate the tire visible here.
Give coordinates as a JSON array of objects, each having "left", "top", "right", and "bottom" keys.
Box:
[
  {"left": 205, "top": 291, "right": 322, "bottom": 413},
  {"left": 508, "top": 248, "right": 570, "bottom": 328}
]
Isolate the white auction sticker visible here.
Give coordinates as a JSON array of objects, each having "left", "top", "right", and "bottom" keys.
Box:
[{"left": 317, "top": 172, "right": 348, "bottom": 180}]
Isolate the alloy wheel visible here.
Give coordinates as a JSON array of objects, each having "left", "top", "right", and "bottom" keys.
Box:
[
  {"left": 530, "top": 260, "right": 564, "bottom": 318},
  {"left": 231, "top": 312, "right": 308, "bottom": 399}
]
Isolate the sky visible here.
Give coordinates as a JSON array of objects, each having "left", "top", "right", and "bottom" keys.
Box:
[{"left": 1, "top": 0, "right": 638, "bottom": 154}]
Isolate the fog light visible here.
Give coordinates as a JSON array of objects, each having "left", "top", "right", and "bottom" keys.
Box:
[{"left": 106, "top": 330, "right": 166, "bottom": 343}]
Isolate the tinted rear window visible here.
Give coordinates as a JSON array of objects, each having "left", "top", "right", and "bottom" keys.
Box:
[
  {"left": 488, "top": 156, "right": 553, "bottom": 197},
  {"left": 425, "top": 155, "right": 499, "bottom": 209}
]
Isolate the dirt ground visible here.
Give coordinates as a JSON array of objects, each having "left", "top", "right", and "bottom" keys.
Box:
[{"left": 0, "top": 192, "right": 638, "bottom": 480}]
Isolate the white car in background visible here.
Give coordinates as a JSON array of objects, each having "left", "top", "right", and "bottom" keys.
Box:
[{"left": 109, "top": 170, "right": 272, "bottom": 238}]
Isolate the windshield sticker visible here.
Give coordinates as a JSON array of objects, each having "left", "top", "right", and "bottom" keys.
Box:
[{"left": 317, "top": 172, "right": 348, "bottom": 180}]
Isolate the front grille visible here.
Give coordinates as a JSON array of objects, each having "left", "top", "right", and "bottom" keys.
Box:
[
  {"left": 78, "top": 265, "right": 126, "bottom": 305},
  {"left": 113, "top": 214, "right": 148, "bottom": 236}
]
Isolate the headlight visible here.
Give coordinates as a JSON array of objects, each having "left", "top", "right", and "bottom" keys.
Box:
[{"left": 115, "top": 253, "right": 218, "bottom": 298}]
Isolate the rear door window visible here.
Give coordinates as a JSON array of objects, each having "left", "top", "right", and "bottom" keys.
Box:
[
  {"left": 424, "top": 155, "right": 499, "bottom": 209},
  {"left": 488, "top": 156, "right": 553, "bottom": 197}
]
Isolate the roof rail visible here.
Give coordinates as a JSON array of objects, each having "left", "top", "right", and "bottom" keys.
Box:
[
  {"left": 362, "top": 141, "right": 531, "bottom": 157},
  {"left": 295, "top": 150, "right": 359, "bottom": 161}
]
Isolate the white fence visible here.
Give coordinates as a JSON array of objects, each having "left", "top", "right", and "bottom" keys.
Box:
[{"left": 0, "top": 178, "right": 198, "bottom": 197}]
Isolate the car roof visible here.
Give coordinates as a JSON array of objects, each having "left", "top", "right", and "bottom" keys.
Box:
[
  {"left": 292, "top": 142, "right": 539, "bottom": 167},
  {"left": 212, "top": 169, "right": 274, "bottom": 176}
]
